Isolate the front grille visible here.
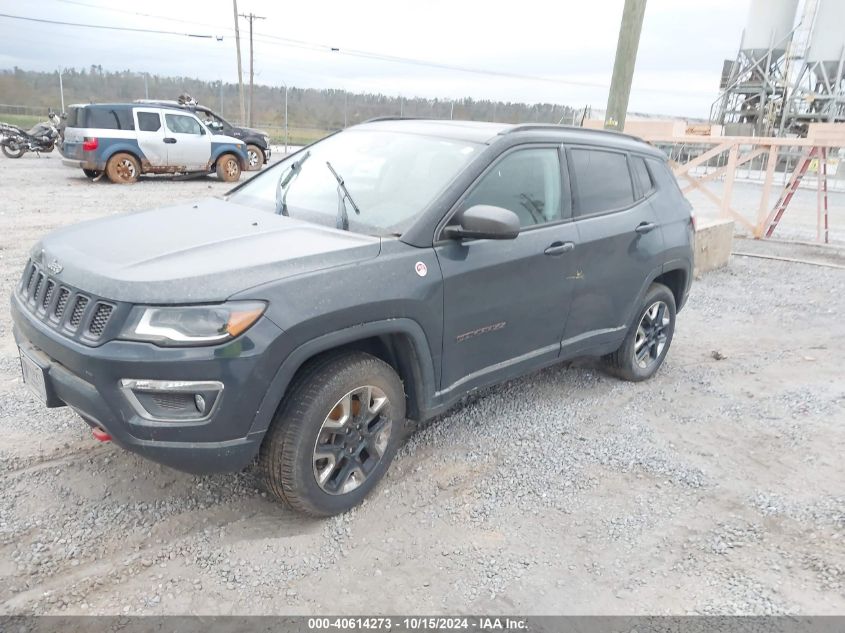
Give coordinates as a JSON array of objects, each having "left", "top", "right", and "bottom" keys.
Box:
[
  {"left": 17, "top": 260, "right": 119, "bottom": 345},
  {"left": 54, "top": 288, "right": 70, "bottom": 319},
  {"left": 88, "top": 304, "right": 113, "bottom": 336},
  {"left": 69, "top": 296, "right": 89, "bottom": 328}
]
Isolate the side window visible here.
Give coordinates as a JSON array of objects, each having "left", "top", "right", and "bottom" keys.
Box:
[
  {"left": 165, "top": 114, "right": 203, "bottom": 135},
  {"left": 631, "top": 156, "right": 654, "bottom": 198},
  {"left": 86, "top": 108, "right": 135, "bottom": 130},
  {"left": 460, "top": 148, "right": 562, "bottom": 228},
  {"left": 137, "top": 112, "right": 161, "bottom": 132},
  {"left": 569, "top": 148, "right": 634, "bottom": 216}
]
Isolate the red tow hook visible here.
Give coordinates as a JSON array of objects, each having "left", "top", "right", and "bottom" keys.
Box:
[{"left": 92, "top": 426, "right": 112, "bottom": 442}]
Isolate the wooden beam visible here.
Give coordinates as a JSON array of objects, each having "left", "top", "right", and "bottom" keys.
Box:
[
  {"left": 671, "top": 142, "right": 732, "bottom": 177},
  {"left": 721, "top": 144, "right": 739, "bottom": 219},
  {"left": 681, "top": 147, "right": 768, "bottom": 192},
  {"left": 755, "top": 145, "right": 779, "bottom": 236}
]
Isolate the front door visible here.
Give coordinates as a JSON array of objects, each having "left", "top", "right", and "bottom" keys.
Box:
[
  {"left": 162, "top": 112, "right": 212, "bottom": 171},
  {"left": 435, "top": 146, "right": 578, "bottom": 395},
  {"left": 132, "top": 108, "right": 167, "bottom": 167}
]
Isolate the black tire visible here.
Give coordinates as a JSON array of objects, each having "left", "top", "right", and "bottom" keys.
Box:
[
  {"left": 2, "top": 143, "right": 25, "bottom": 159},
  {"left": 245, "top": 144, "right": 264, "bottom": 171},
  {"left": 259, "top": 352, "right": 405, "bottom": 517},
  {"left": 82, "top": 168, "right": 101, "bottom": 179},
  {"left": 602, "top": 282, "right": 676, "bottom": 382}
]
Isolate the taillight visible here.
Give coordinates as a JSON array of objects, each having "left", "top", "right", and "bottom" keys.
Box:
[{"left": 82, "top": 137, "right": 98, "bottom": 151}]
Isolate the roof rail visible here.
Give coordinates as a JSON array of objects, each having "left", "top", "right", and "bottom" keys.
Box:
[
  {"left": 502, "top": 123, "right": 645, "bottom": 143},
  {"left": 359, "top": 116, "right": 424, "bottom": 124}
]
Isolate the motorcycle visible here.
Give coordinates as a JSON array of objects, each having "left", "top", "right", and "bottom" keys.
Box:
[{"left": 0, "top": 111, "right": 62, "bottom": 158}]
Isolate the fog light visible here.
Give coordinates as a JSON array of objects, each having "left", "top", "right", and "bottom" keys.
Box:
[{"left": 119, "top": 379, "right": 223, "bottom": 422}]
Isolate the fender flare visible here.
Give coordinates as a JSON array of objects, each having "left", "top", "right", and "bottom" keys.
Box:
[
  {"left": 100, "top": 142, "right": 144, "bottom": 169},
  {"left": 210, "top": 145, "right": 248, "bottom": 170},
  {"left": 245, "top": 318, "right": 437, "bottom": 439}
]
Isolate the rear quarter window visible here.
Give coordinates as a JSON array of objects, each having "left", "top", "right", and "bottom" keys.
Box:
[{"left": 85, "top": 107, "right": 135, "bottom": 131}]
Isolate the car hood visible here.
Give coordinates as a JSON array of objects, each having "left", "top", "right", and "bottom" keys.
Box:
[{"left": 31, "top": 198, "right": 381, "bottom": 303}]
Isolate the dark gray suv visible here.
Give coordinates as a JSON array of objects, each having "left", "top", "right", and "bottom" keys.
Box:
[{"left": 12, "top": 119, "right": 694, "bottom": 516}]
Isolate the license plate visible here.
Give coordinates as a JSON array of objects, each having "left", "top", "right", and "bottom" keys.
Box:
[{"left": 19, "top": 347, "right": 48, "bottom": 404}]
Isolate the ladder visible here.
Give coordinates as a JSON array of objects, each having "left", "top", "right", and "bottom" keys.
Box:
[{"left": 763, "top": 147, "right": 829, "bottom": 242}]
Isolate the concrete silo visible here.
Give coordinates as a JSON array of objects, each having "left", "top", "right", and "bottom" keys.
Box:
[
  {"left": 783, "top": 0, "right": 845, "bottom": 130},
  {"left": 714, "top": 0, "right": 799, "bottom": 135}
]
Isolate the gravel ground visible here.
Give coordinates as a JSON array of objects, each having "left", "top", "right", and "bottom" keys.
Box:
[{"left": 0, "top": 152, "right": 843, "bottom": 616}]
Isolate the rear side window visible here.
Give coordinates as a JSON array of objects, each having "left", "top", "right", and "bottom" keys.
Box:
[
  {"left": 66, "top": 107, "right": 81, "bottom": 128},
  {"left": 569, "top": 148, "right": 634, "bottom": 215},
  {"left": 137, "top": 112, "right": 161, "bottom": 132},
  {"left": 86, "top": 107, "right": 135, "bottom": 130},
  {"left": 631, "top": 156, "right": 654, "bottom": 198}
]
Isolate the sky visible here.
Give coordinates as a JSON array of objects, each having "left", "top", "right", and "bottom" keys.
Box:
[{"left": 0, "top": 0, "right": 755, "bottom": 118}]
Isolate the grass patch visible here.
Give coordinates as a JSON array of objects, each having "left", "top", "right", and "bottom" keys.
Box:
[{"left": 0, "top": 114, "right": 42, "bottom": 130}]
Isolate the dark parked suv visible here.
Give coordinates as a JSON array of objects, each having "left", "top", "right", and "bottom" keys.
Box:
[{"left": 12, "top": 119, "right": 694, "bottom": 516}]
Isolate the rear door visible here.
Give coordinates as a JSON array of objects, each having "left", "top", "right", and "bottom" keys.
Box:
[
  {"left": 162, "top": 112, "right": 212, "bottom": 171},
  {"left": 436, "top": 146, "right": 579, "bottom": 394},
  {"left": 562, "top": 146, "right": 665, "bottom": 354},
  {"left": 132, "top": 108, "right": 167, "bottom": 167}
]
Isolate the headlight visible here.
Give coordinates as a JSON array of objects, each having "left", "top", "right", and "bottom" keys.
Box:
[
  {"left": 120, "top": 301, "right": 266, "bottom": 347},
  {"left": 262, "top": 135, "right": 270, "bottom": 145}
]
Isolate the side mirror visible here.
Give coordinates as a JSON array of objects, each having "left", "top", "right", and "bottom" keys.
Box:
[
  {"left": 208, "top": 120, "right": 223, "bottom": 131},
  {"left": 444, "top": 205, "right": 520, "bottom": 241}
]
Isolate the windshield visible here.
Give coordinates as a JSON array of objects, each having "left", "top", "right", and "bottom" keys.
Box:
[{"left": 228, "top": 129, "right": 481, "bottom": 235}]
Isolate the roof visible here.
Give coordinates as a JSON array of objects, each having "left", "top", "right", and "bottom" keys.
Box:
[
  {"left": 70, "top": 102, "right": 195, "bottom": 114},
  {"left": 353, "top": 118, "right": 658, "bottom": 154}
]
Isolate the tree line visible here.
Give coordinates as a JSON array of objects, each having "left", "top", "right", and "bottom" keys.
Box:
[{"left": 0, "top": 66, "right": 579, "bottom": 132}]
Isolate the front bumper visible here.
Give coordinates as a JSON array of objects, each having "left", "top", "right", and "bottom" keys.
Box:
[{"left": 11, "top": 294, "right": 285, "bottom": 474}]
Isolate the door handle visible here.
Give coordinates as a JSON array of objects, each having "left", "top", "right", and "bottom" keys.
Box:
[
  {"left": 635, "top": 222, "right": 657, "bottom": 234},
  {"left": 544, "top": 241, "right": 575, "bottom": 256},
  {"left": 163, "top": 137, "right": 177, "bottom": 144}
]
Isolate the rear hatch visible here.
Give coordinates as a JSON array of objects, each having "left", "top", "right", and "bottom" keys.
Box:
[{"left": 61, "top": 106, "right": 84, "bottom": 160}]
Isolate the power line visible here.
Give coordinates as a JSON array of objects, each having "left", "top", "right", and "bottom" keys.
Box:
[
  {"left": 12, "top": 6, "right": 713, "bottom": 98},
  {"left": 0, "top": 12, "right": 217, "bottom": 38}
]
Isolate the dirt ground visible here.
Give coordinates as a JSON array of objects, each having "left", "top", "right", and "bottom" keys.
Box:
[{"left": 0, "top": 152, "right": 843, "bottom": 616}]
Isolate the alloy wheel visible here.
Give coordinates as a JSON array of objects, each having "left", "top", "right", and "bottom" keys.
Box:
[
  {"left": 312, "top": 386, "right": 392, "bottom": 495},
  {"left": 115, "top": 158, "right": 136, "bottom": 181},
  {"left": 247, "top": 149, "right": 259, "bottom": 169},
  {"left": 634, "top": 301, "right": 671, "bottom": 369},
  {"left": 225, "top": 158, "right": 239, "bottom": 178}
]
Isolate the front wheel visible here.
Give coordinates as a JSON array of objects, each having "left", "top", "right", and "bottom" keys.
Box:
[
  {"left": 216, "top": 153, "right": 242, "bottom": 181},
  {"left": 245, "top": 144, "right": 264, "bottom": 171},
  {"left": 2, "top": 142, "right": 25, "bottom": 158},
  {"left": 602, "top": 282, "right": 676, "bottom": 381},
  {"left": 259, "top": 352, "right": 406, "bottom": 516}
]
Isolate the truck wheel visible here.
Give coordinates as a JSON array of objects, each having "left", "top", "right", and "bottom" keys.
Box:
[
  {"left": 216, "top": 153, "right": 241, "bottom": 181},
  {"left": 82, "top": 168, "right": 101, "bottom": 179},
  {"left": 259, "top": 352, "right": 406, "bottom": 517},
  {"left": 246, "top": 144, "right": 264, "bottom": 171},
  {"left": 105, "top": 152, "right": 140, "bottom": 184},
  {"left": 602, "top": 282, "right": 676, "bottom": 382},
  {"left": 2, "top": 143, "right": 25, "bottom": 159}
]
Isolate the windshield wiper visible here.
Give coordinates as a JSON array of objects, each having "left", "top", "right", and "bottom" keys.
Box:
[
  {"left": 325, "top": 161, "right": 361, "bottom": 231},
  {"left": 275, "top": 150, "right": 310, "bottom": 215}
]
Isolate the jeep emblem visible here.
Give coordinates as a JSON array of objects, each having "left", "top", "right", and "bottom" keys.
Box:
[
  {"left": 415, "top": 262, "right": 427, "bottom": 277},
  {"left": 47, "top": 259, "right": 63, "bottom": 275}
]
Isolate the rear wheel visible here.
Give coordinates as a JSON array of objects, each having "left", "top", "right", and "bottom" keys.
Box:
[
  {"left": 82, "top": 168, "right": 101, "bottom": 179},
  {"left": 602, "top": 283, "right": 676, "bottom": 381},
  {"left": 216, "top": 153, "right": 241, "bottom": 181},
  {"left": 105, "top": 152, "right": 140, "bottom": 184},
  {"left": 2, "top": 142, "right": 25, "bottom": 158},
  {"left": 259, "top": 352, "right": 405, "bottom": 516},
  {"left": 245, "top": 144, "right": 264, "bottom": 171}
]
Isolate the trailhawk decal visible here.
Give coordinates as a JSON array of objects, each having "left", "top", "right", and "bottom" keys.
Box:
[{"left": 455, "top": 321, "right": 507, "bottom": 343}]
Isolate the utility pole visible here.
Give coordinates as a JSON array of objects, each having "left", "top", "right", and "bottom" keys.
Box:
[
  {"left": 238, "top": 11, "right": 266, "bottom": 127},
  {"left": 232, "top": 0, "right": 246, "bottom": 124},
  {"left": 57, "top": 68, "right": 64, "bottom": 112},
  {"left": 604, "top": 0, "right": 647, "bottom": 131}
]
